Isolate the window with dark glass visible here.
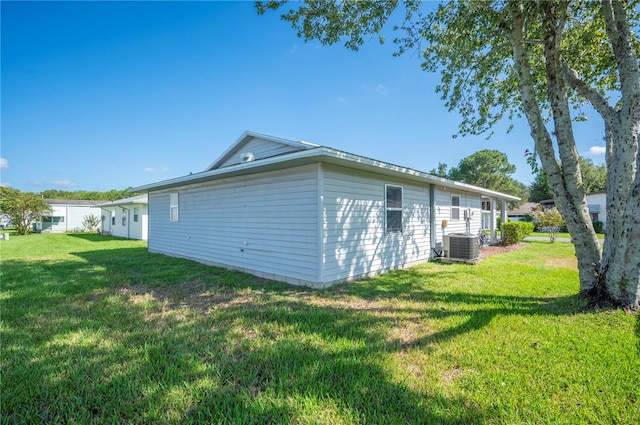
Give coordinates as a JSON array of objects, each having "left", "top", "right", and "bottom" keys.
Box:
[
  {"left": 451, "top": 195, "right": 461, "bottom": 220},
  {"left": 385, "top": 185, "right": 403, "bottom": 233}
]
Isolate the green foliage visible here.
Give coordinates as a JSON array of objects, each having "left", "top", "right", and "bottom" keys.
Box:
[
  {"left": 39, "top": 187, "right": 141, "bottom": 201},
  {"left": 2, "top": 234, "right": 638, "bottom": 423},
  {"left": 530, "top": 207, "right": 565, "bottom": 242},
  {"left": 528, "top": 170, "right": 554, "bottom": 202},
  {"left": 428, "top": 162, "right": 448, "bottom": 178},
  {"left": 592, "top": 220, "right": 604, "bottom": 234},
  {"left": 0, "top": 187, "right": 52, "bottom": 235},
  {"left": 81, "top": 214, "right": 101, "bottom": 232},
  {"left": 501, "top": 221, "right": 534, "bottom": 245},
  {"left": 529, "top": 157, "right": 606, "bottom": 202},
  {"left": 447, "top": 149, "right": 528, "bottom": 205},
  {"left": 579, "top": 157, "right": 607, "bottom": 194}
]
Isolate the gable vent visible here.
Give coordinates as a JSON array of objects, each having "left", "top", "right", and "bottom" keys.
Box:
[{"left": 240, "top": 152, "right": 255, "bottom": 163}]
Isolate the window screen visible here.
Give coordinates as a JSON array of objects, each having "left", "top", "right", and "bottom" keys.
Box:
[
  {"left": 451, "top": 195, "right": 460, "bottom": 220},
  {"left": 386, "top": 185, "right": 403, "bottom": 233},
  {"left": 170, "top": 193, "right": 179, "bottom": 222}
]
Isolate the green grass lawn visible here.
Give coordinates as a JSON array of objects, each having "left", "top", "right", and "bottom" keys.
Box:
[
  {"left": 2, "top": 234, "right": 638, "bottom": 424},
  {"left": 530, "top": 231, "right": 605, "bottom": 240}
]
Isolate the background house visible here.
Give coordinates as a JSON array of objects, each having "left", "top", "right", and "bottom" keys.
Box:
[
  {"left": 508, "top": 202, "right": 538, "bottom": 222},
  {"left": 538, "top": 191, "right": 607, "bottom": 230},
  {"left": 98, "top": 194, "right": 148, "bottom": 240},
  {"left": 133, "top": 131, "right": 519, "bottom": 288},
  {"left": 35, "top": 199, "right": 103, "bottom": 233}
]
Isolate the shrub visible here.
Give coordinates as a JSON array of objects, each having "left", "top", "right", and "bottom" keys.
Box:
[
  {"left": 592, "top": 220, "right": 603, "bottom": 234},
  {"left": 502, "top": 222, "right": 534, "bottom": 245},
  {"left": 82, "top": 214, "right": 101, "bottom": 232},
  {"left": 530, "top": 206, "right": 565, "bottom": 242}
]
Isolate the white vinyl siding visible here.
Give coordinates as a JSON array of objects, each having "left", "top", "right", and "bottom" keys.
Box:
[
  {"left": 148, "top": 164, "right": 319, "bottom": 284},
  {"left": 321, "top": 164, "right": 431, "bottom": 284},
  {"left": 216, "top": 137, "right": 305, "bottom": 169},
  {"left": 434, "top": 188, "right": 482, "bottom": 244}
]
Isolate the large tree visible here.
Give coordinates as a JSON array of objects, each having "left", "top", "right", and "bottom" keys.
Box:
[
  {"left": 0, "top": 188, "right": 52, "bottom": 235},
  {"left": 447, "top": 149, "right": 528, "bottom": 206},
  {"left": 257, "top": 0, "right": 640, "bottom": 308}
]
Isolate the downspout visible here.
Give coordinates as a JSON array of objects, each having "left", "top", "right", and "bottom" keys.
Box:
[
  {"left": 430, "top": 184, "right": 436, "bottom": 257},
  {"left": 121, "top": 206, "right": 130, "bottom": 239}
]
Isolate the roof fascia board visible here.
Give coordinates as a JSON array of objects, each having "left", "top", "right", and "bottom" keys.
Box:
[
  {"left": 133, "top": 147, "right": 519, "bottom": 201},
  {"left": 97, "top": 195, "right": 148, "bottom": 207}
]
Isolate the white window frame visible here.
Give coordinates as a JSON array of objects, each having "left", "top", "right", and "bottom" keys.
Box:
[
  {"left": 133, "top": 207, "right": 139, "bottom": 223},
  {"left": 170, "top": 193, "right": 179, "bottom": 222},
  {"left": 451, "top": 195, "right": 461, "bottom": 221},
  {"left": 385, "top": 184, "right": 403, "bottom": 234}
]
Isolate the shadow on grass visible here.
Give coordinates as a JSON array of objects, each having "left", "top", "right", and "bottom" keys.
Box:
[
  {"left": 66, "top": 233, "right": 137, "bottom": 243},
  {"left": 2, "top": 246, "right": 583, "bottom": 424}
]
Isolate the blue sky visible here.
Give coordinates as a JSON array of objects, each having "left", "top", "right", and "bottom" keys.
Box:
[{"left": 1, "top": 1, "right": 606, "bottom": 193}]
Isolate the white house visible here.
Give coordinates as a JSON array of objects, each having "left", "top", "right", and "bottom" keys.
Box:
[
  {"left": 585, "top": 191, "right": 607, "bottom": 228},
  {"left": 35, "top": 199, "right": 103, "bottom": 233},
  {"left": 539, "top": 191, "right": 607, "bottom": 230},
  {"left": 98, "top": 194, "right": 148, "bottom": 240},
  {"left": 133, "top": 131, "right": 519, "bottom": 288}
]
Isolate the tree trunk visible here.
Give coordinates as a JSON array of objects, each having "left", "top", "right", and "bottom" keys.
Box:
[
  {"left": 539, "top": 1, "right": 603, "bottom": 296},
  {"left": 563, "top": 0, "right": 640, "bottom": 308},
  {"left": 509, "top": 1, "right": 601, "bottom": 295}
]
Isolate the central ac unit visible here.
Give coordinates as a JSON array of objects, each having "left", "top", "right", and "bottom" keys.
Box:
[{"left": 443, "top": 234, "right": 479, "bottom": 262}]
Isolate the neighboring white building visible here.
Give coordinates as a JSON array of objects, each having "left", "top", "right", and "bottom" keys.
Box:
[
  {"left": 585, "top": 191, "right": 607, "bottom": 228},
  {"left": 539, "top": 191, "right": 607, "bottom": 230},
  {"left": 98, "top": 194, "right": 148, "bottom": 240},
  {"left": 133, "top": 131, "right": 519, "bottom": 288},
  {"left": 35, "top": 199, "right": 103, "bottom": 233}
]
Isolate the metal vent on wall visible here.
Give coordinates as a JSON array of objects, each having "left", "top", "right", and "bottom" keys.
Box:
[{"left": 240, "top": 152, "right": 255, "bottom": 163}]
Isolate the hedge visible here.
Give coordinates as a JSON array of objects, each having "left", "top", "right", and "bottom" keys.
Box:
[{"left": 502, "top": 221, "right": 535, "bottom": 245}]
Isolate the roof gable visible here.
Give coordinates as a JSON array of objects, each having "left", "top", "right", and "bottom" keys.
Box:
[
  {"left": 97, "top": 194, "right": 148, "bottom": 207},
  {"left": 205, "top": 131, "right": 318, "bottom": 171}
]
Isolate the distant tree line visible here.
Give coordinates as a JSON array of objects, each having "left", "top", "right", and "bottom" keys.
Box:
[
  {"left": 430, "top": 149, "right": 607, "bottom": 205},
  {"left": 38, "top": 187, "right": 142, "bottom": 201}
]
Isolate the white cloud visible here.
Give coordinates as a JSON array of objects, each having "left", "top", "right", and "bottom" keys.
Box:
[
  {"left": 337, "top": 96, "right": 346, "bottom": 104},
  {"left": 0, "top": 182, "right": 10, "bottom": 188},
  {"left": 145, "top": 167, "right": 169, "bottom": 173},
  {"left": 0, "top": 158, "right": 8, "bottom": 170},
  {"left": 589, "top": 146, "right": 606, "bottom": 155},
  {"left": 49, "top": 180, "right": 77, "bottom": 187},
  {"left": 375, "top": 84, "right": 388, "bottom": 95}
]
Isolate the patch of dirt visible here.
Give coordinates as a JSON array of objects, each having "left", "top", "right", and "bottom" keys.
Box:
[
  {"left": 117, "top": 281, "right": 241, "bottom": 313},
  {"left": 478, "top": 242, "right": 528, "bottom": 260},
  {"left": 545, "top": 257, "right": 578, "bottom": 269}
]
